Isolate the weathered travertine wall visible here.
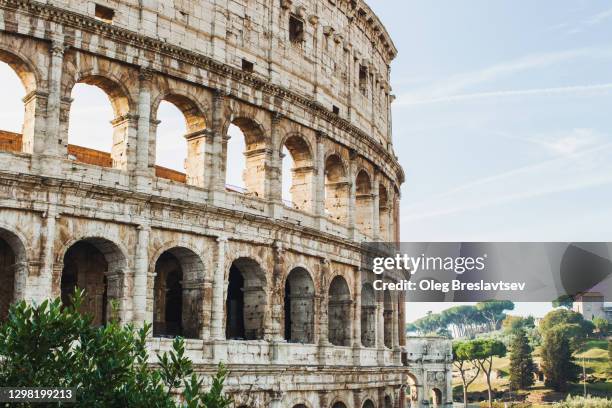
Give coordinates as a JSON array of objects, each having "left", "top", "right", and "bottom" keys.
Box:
[{"left": 0, "top": 0, "right": 451, "bottom": 406}]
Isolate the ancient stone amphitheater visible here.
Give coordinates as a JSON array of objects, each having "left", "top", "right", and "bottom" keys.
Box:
[{"left": 0, "top": 0, "right": 451, "bottom": 406}]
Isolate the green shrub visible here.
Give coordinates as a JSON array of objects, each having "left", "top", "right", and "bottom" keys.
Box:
[
  {"left": 554, "top": 395, "right": 612, "bottom": 408},
  {"left": 0, "top": 290, "right": 232, "bottom": 407}
]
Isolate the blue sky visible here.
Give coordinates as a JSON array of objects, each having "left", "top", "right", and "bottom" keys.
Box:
[
  {"left": 366, "top": 0, "right": 612, "bottom": 321},
  {"left": 1, "top": 1, "right": 610, "bottom": 322}
]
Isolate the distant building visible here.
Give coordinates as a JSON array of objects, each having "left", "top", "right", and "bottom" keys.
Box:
[{"left": 573, "top": 292, "right": 611, "bottom": 322}]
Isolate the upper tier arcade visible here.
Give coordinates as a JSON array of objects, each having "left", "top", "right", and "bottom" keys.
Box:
[{"left": 46, "top": 0, "right": 398, "bottom": 148}]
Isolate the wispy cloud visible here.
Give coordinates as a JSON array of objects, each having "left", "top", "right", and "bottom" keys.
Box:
[
  {"left": 566, "top": 7, "right": 612, "bottom": 34},
  {"left": 396, "top": 83, "right": 612, "bottom": 106},
  {"left": 402, "top": 139, "right": 612, "bottom": 221},
  {"left": 396, "top": 47, "right": 612, "bottom": 105}
]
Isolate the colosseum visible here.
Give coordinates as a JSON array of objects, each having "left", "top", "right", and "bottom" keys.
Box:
[{"left": 0, "top": 0, "right": 451, "bottom": 406}]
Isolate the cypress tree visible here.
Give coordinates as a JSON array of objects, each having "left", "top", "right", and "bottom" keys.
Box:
[
  {"left": 508, "top": 328, "right": 535, "bottom": 390},
  {"left": 540, "top": 327, "right": 579, "bottom": 391}
]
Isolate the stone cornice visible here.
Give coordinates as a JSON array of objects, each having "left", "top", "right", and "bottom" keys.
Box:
[{"left": 0, "top": 0, "right": 404, "bottom": 186}]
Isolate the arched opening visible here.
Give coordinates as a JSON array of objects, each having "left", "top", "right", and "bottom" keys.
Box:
[
  {"left": 282, "top": 135, "right": 314, "bottom": 211},
  {"left": 0, "top": 52, "right": 37, "bottom": 154},
  {"left": 284, "top": 267, "right": 315, "bottom": 343},
  {"left": 0, "top": 229, "right": 25, "bottom": 321},
  {"left": 430, "top": 388, "right": 442, "bottom": 407},
  {"left": 406, "top": 374, "right": 419, "bottom": 406},
  {"left": 355, "top": 170, "right": 373, "bottom": 236},
  {"left": 332, "top": 403, "right": 347, "bottom": 408},
  {"left": 60, "top": 238, "right": 126, "bottom": 326},
  {"left": 291, "top": 405, "right": 307, "bottom": 408},
  {"left": 226, "top": 257, "right": 267, "bottom": 340},
  {"left": 324, "top": 154, "right": 349, "bottom": 224},
  {"left": 67, "top": 76, "right": 131, "bottom": 170},
  {"left": 154, "top": 95, "right": 207, "bottom": 185},
  {"left": 384, "top": 290, "right": 393, "bottom": 348},
  {"left": 327, "top": 275, "right": 352, "bottom": 346},
  {"left": 153, "top": 247, "right": 203, "bottom": 339},
  {"left": 362, "top": 400, "right": 375, "bottom": 408},
  {"left": 384, "top": 395, "right": 393, "bottom": 408},
  {"left": 225, "top": 118, "right": 266, "bottom": 197},
  {"left": 379, "top": 184, "right": 390, "bottom": 240},
  {"left": 361, "top": 283, "right": 376, "bottom": 347}
]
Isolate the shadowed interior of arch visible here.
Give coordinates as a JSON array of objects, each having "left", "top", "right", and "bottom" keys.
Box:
[
  {"left": 362, "top": 400, "right": 375, "bottom": 408},
  {"left": 384, "top": 289, "right": 393, "bottom": 349},
  {"left": 361, "top": 282, "right": 376, "bottom": 347},
  {"left": 284, "top": 267, "right": 315, "bottom": 343},
  {"left": 0, "top": 231, "right": 19, "bottom": 321},
  {"left": 355, "top": 169, "right": 373, "bottom": 236},
  {"left": 331, "top": 402, "right": 347, "bottom": 408},
  {"left": 153, "top": 247, "right": 203, "bottom": 339},
  {"left": 225, "top": 257, "right": 267, "bottom": 340},
  {"left": 60, "top": 238, "right": 126, "bottom": 326},
  {"left": 327, "top": 275, "right": 352, "bottom": 346}
]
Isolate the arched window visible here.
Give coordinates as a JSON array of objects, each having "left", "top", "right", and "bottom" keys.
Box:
[
  {"left": 282, "top": 135, "right": 314, "bottom": 212},
  {"left": 324, "top": 154, "right": 349, "bottom": 224},
  {"left": 384, "top": 290, "right": 393, "bottom": 348},
  {"left": 153, "top": 247, "right": 204, "bottom": 339},
  {"left": 60, "top": 238, "right": 127, "bottom": 326},
  {"left": 225, "top": 118, "right": 266, "bottom": 196},
  {"left": 355, "top": 170, "right": 373, "bottom": 236},
  {"left": 0, "top": 52, "right": 37, "bottom": 154},
  {"left": 284, "top": 267, "right": 315, "bottom": 343},
  {"left": 361, "top": 283, "right": 376, "bottom": 347},
  {"left": 154, "top": 95, "right": 207, "bottom": 185},
  {"left": 226, "top": 258, "right": 267, "bottom": 340},
  {"left": 66, "top": 76, "right": 131, "bottom": 170},
  {"left": 327, "top": 275, "right": 352, "bottom": 346},
  {"left": 379, "top": 184, "right": 390, "bottom": 240}
]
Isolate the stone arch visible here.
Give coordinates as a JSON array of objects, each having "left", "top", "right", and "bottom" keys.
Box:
[
  {"left": 384, "top": 394, "right": 393, "bottom": 408},
  {"left": 152, "top": 92, "right": 208, "bottom": 185},
  {"left": 362, "top": 399, "right": 375, "bottom": 408},
  {"left": 331, "top": 401, "right": 348, "bottom": 408},
  {"left": 430, "top": 388, "right": 442, "bottom": 407},
  {"left": 355, "top": 169, "right": 373, "bottom": 236},
  {"left": 0, "top": 226, "right": 28, "bottom": 320},
  {"left": 283, "top": 266, "right": 315, "bottom": 343},
  {"left": 0, "top": 47, "right": 40, "bottom": 154},
  {"left": 224, "top": 115, "right": 268, "bottom": 196},
  {"left": 379, "top": 184, "right": 390, "bottom": 240},
  {"left": 152, "top": 246, "right": 204, "bottom": 338},
  {"left": 383, "top": 289, "right": 393, "bottom": 348},
  {"left": 324, "top": 153, "right": 349, "bottom": 225},
  {"left": 64, "top": 70, "right": 135, "bottom": 170},
  {"left": 327, "top": 274, "right": 352, "bottom": 346},
  {"left": 361, "top": 282, "right": 376, "bottom": 347},
  {"left": 226, "top": 256, "right": 267, "bottom": 340},
  {"left": 281, "top": 133, "right": 314, "bottom": 212},
  {"left": 406, "top": 373, "right": 420, "bottom": 403},
  {"left": 59, "top": 237, "right": 128, "bottom": 326}
]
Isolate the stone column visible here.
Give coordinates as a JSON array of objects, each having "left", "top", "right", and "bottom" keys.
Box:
[
  {"left": 372, "top": 169, "right": 381, "bottom": 240},
  {"left": 268, "top": 241, "right": 284, "bottom": 341},
  {"left": 347, "top": 149, "right": 358, "bottom": 238},
  {"left": 133, "top": 68, "right": 154, "bottom": 190},
  {"left": 314, "top": 131, "right": 326, "bottom": 228},
  {"left": 38, "top": 39, "right": 66, "bottom": 176},
  {"left": 268, "top": 112, "right": 283, "bottom": 217},
  {"left": 210, "top": 236, "right": 227, "bottom": 340},
  {"left": 132, "top": 224, "right": 150, "bottom": 328},
  {"left": 376, "top": 290, "right": 386, "bottom": 365},
  {"left": 39, "top": 202, "right": 58, "bottom": 303},
  {"left": 353, "top": 267, "right": 362, "bottom": 347},
  {"left": 208, "top": 89, "right": 226, "bottom": 193},
  {"left": 353, "top": 389, "right": 362, "bottom": 408}
]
